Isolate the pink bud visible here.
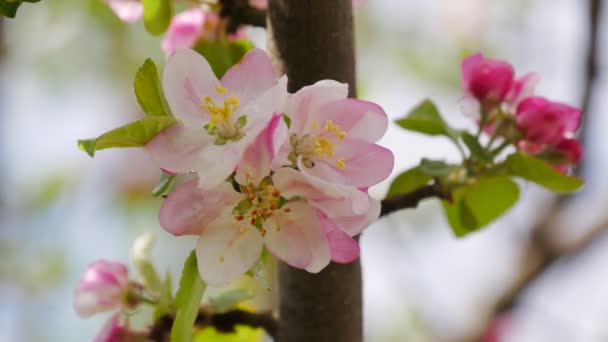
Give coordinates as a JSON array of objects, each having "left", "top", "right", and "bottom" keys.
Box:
[
  {"left": 555, "top": 138, "right": 583, "bottom": 165},
  {"left": 516, "top": 97, "right": 581, "bottom": 145},
  {"left": 162, "top": 8, "right": 206, "bottom": 56},
  {"left": 74, "top": 260, "right": 129, "bottom": 318},
  {"left": 461, "top": 53, "right": 515, "bottom": 103}
]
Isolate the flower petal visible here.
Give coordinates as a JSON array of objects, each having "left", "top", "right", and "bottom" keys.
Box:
[
  {"left": 106, "top": 0, "right": 143, "bottom": 23},
  {"left": 221, "top": 49, "right": 278, "bottom": 107},
  {"left": 316, "top": 98, "right": 389, "bottom": 142},
  {"left": 159, "top": 180, "right": 240, "bottom": 236},
  {"left": 145, "top": 124, "right": 213, "bottom": 174},
  {"left": 285, "top": 80, "right": 348, "bottom": 134},
  {"left": 318, "top": 210, "right": 360, "bottom": 263},
  {"left": 196, "top": 217, "right": 263, "bottom": 286},
  {"left": 236, "top": 114, "right": 287, "bottom": 185},
  {"left": 306, "top": 138, "right": 394, "bottom": 188},
  {"left": 332, "top": 195, "right": 381, "bottom": 237},
  {"left": 264, "top": 202, "right": 330, "bottom": 271},
  {"left": 161, "top": 8, "right": 206, "bottom": 56},
  {"left": 163, "top": 49, "right": 220, "bottom": 126}
]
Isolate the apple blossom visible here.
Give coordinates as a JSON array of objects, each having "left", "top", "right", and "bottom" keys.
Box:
[
  {"left": 461, "top": 53, "right": 514, "bottom": 104},
  {"left": 516, "top": 96, "right": 581, "bottom": 145},
  {"left": 105, "top": 0, "right": 142, "bottom": 23},
  {"left": 159, "top": 115, "right": 378, "bottom": 285},
  {"left": 272, "top": 80, "right": 394, "bottom": 188},
  {"left": 74, "top": 260, "right": 130, "bottom": 318},
  {"left": 145, "top": 48, "right": 287, "bottom": 189}
]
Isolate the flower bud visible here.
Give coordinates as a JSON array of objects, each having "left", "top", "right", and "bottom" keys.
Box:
[
  {"left": 516, "top": 97, "right": 581, "bottom": 145},
  {"left": 555, "top": 138, "right": 583, "bottom": 165},
  {"left": 461, "top": 53, "right": 514, "bottom": 104},
  {"left": 74, "top": 260, "right": 129, "bottom": 318}
]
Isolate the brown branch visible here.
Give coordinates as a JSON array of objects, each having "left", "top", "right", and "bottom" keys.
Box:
[
  {"left": 147, "top": 309, "right": 278, "bottom": 342},
  {"left": 220, "top": 0, "right": 267, "bottom": 33},
  {"left": 379, "top": 182, "right": 450, "bottom": 217}
]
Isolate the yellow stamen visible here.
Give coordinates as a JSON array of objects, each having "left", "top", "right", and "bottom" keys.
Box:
[
  {"left": 336, "top": 158, "right": 346, "bottom": 169},
  {"left": 313, "top": 137, "right": 335, "bottom": 157},
  {"left": 311, "top": 120, "right": 319, "bottom": 129},
  {"left": 215, "top": 85, "right": 227, "bottom": 94}
]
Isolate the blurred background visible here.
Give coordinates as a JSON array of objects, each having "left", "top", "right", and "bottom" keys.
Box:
[{"left": 0, "top": 0, "right": 606, "bottom": 341}]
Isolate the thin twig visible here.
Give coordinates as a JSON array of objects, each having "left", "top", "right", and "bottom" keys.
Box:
[{"left": 379, "top": 182, "right": 450, "bottom": 217}]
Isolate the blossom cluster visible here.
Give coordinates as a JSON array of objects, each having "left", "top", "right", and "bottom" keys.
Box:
[
  {"left": 145, "top": 48, "right": 393, "bottom": 285},
  {"left": 461, "top": 53, "right": 582, "bottom": 172}
]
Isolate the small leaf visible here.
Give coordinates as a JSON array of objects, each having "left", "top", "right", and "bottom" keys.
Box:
[
  {"left": 282, "top": 113, "right": 292, "bottom": 129},
  {"left": 395, "top": 99, "right": 459, "bottom": 139},
  {"left": 385, "top": 166, "right": 432, "bottom": 199},
  {"left": 0, "top": 0, "right": 40, "bottom": 18},
  {"left": 503, "top": 152, "right": 584, "bottom": 193},
  {"left": 193, "top": 38, "right": 254, "bottom": 78},
  {"left": 209, "top": 288, "right": 255, "bottom": 313},
  {"left": 461, "top": 132, "right": 492, "bottom": 162},
  {"left": 171, "top": 251, "right": 207, "bottom": 342},
  {"left": 442, "top": 177, "right": 519, "bottom": 236},
  {"left": 152, "top": 172, "right": 177, "bottom": 197},
  {"left": 142, "top": 0, "right": 172, "bottom": 35},
  {"left": 134, "top": 59, "right": 171, "bottom": 117},
  {"left": 77, "top": 116, "right": 177, "bottom": 157},
  {"left": 419, "top": 159, "right": 460, "bottom": 177}
]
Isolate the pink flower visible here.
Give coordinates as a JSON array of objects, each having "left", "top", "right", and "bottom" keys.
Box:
[
  {"left": 555, "top": 137, "right": 583, "bottom": 165},
  {"left": 461, "top": 53, "right": 514, "bottom": 104},
  {"left": 162, "top": 8, "right": 206, "bottom": 56},
  {"left": 105, "top": 0, "right": 143, "bottom": 23},
  {"left": 516, "top": 97, "right": 581, "bottom": 145},
  {"left": 74, "top": 261, "right": 129, "bottom": 318},
  {"left": 272, "top": 80, "right": 394, "bottom": 188},
  {"left": 145, "top": 48, "right": 287, "bottom": 190},
  {"left": 505, "top": 72, "right": 539, "bottom": 110},
  {"left": 159, "top": 116, "right": 377, "bottom": 285}
]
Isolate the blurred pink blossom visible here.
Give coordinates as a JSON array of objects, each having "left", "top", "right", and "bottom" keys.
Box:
[
  {"left": 516, "top": 96, "right": 580, "bottom": 145},
  {"left": 74, "top": 260, "right": 129, "bottom": 318},
  {"left": 105, "top": 0, "right": 143, "bottom": 23},
  {"left": 461, "top": 53, "right": 514, "bottom": 104}
]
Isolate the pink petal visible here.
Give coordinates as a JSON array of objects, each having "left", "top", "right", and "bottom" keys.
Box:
[
  {"left": 506, "top": 72, "right": 539, "bottom": 109},
  {"left": 236, "top": 114, "right": 287, "bottom": 185},
  {"left": 159, "top": 180, "right": 240, "bottom": 236},
  {"left": 331, "top": 195, "right": 381, "bottom": 237},
  {"left": 461, "top": 53, "right": 484, "bottom": 90},
  {"left": 145, "top": 124, "right": 213, "bottom": 175},
  {"left": 285, "top": 80, "right": 349, "bottom": 134},
  {"left": 74, "top": 261, "right": 129, "bottom": 318},
  {"left": 196, "top": 217, "right": 263, "bottom": 286},
  {"left": 163, "top": 49, "right": 220, "bottom": 126},
  {"left": 249, "top": 0, "right": 267, "bottom": 9},
  {"left": 315, "top": 98, "right": 388, "bottom": 143},
  {"left": 162, "top": 8, "right": 206, "bottom": 57},
  {"left": 94, "top": 314, "right": 126, "bottom": 342},
  {"left": 461, "top": 53, "right": 514, "bottom": 102},
  {"left": 221, "top": 49, "right": 278, "bottom": 107},
  {"left": 318, "top": 210, "right": 360, "bottom": 263},
  {"left": 106, "top": 0, "right": 143, "bottom": 23},
  {"left": 264, "top": 202, "right": 329, "bottom": 271},
  {"left": 305, "top": 138, "right": 394, "bottom": 187}
]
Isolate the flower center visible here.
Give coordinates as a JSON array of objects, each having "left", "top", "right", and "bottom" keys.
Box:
[
  {"left": 289, "top": 119, "right": 347, "bottom": 169},
  {"left": 199, "top": 85, "right": 247, "bottom": 145}
]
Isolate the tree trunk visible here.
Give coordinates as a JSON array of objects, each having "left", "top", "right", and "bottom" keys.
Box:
[{"left": 266, "top": 1, "right": 362, "bottom": 342}]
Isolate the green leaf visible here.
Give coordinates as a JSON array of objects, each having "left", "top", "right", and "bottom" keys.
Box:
[
  {"left": 1, "top": 0, "right": 40, "bottom": 18},
  {"left": 442, "top": 177, "right": 519, "bottom": 236},
  {"left": 171, "top": 251, "right": 207, "bottom": 342},
  {"left": 503, "top": 152, "right": 584, "bottom": 193},
  {"left": 209, "top": 288, "right": 255, "bottom": 313},
  {"left": 395, "top": 99, "right": 459, "bottom": 139},
  {"left": 134, "top": 59, "right": 171, "bottom": 117},
  {"left": 461, "top": 132, "right": 492, "bottom": 162},
  {"left": 385, "top": 166, "right": 432, "bottom": 199},
  {"left": 77, "top": 116, "right": 177, "bottom": 157},
  {"left": 193, "top": 38, "right": 255, "bottom": 78},
  {"left": 419, "top": 159, "right": 461, "bottom": 177},
  {"left": 152, "top": 173, "right": 177, "bottom": 197},
  {"left": 193, "top": 326, "right": 264, "bottom": 342},
  {"left": 142, "top": 0, "right": 172, "bottom": 35}
]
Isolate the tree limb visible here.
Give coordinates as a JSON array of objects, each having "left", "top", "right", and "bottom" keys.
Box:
[{"left": 379, "top": 182, "right": 450, "bottom": 217}]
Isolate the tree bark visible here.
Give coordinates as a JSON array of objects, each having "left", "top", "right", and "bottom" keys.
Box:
[{"left": 266, "top": 1, "right": 362, "bottom": 341}]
